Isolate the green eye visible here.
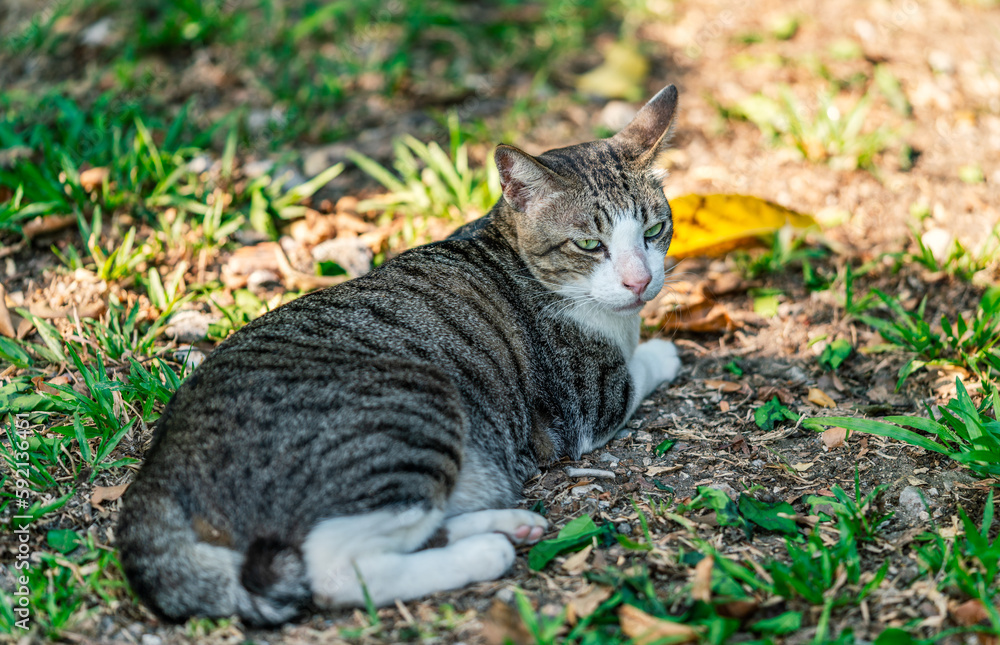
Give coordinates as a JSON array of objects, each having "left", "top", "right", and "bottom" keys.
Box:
[
  {"left": 644, "top": 222, "right": 664, "bottom": 238},
  {"left": 575, "top": 239, "right": 601, "bottom": 251}
]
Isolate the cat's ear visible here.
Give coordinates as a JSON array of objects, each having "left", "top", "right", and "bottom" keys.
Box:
[
  {"left": 613, "top": 85, "right": 678, "bottom": 170},
  {"left": 494, "top": 144, "right": 566, "bottom": 212}
]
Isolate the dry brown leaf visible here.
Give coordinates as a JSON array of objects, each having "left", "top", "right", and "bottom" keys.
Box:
[
  {"left": 566, "top": 585, "right": 612, "bottom": 625},
  {"left": 562, "top": 544, "right": 593, "bottom": 574},
  {"left": 79, "top": 166, "right": 110, "bottom": 192},
  {"left": 691, "top": 556, "right": 713, "bottom": 603},
  {"left": 618, "top": 604, "right": 700, "bottom": 645},
  {"left": 91, "top": 483, "right": 129, "bottom": 510},
  {"left": 668, "top": 194, "right": 817, "bottom": 259},
  {"left": 822, "top": 427, "right": 848, "bottom": 449},
  {"left": 653, "top": 300, "right": 736, "bottom": 333},
  {"left": 227, "top": 242, "right": 282, "bottom": 275},
  {"left": 808, "top": 388, "right": 837, "bottom": 408},
  {"left": 757, "top": 386, "right": 795, "bottom": 404},
  {"left": 22, "top": 214, "right": 77, "bottom": 238},
  {"left": 273, "top": 243, "right": 348, "bottom": 291},
  {"left": 951, "top": 599, "right": 993, "bottom": 630},
  {"left": 482, "top": 596, "right": 534, "bottom": 645},
  {"left": 30, "top": 375, "right": 69, "bottom": 396},
  {"left": 716, "top": 599, "right": 759, "bottom": 619},
  {"left": 28, "top": 301, "right": 106, "bottom": 320},
  {"left": 16, "top": 316, "right": 33, "bottom": 339},
  {"left": 704, "top": 379, "right": 743, "bottom": 393},
  {"left": 646, "top": 465, "right": 682, "bottom": 476},
  {"left": 792, "top": 462, "right": 814, "bottom": 472},
  {"left": 0, "top": 283, "right": 14, "bottom": 338}
]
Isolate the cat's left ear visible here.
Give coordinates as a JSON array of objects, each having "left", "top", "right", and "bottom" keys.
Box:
[{"left": 613, "top": 85, "right": 678, "bottom": 173}]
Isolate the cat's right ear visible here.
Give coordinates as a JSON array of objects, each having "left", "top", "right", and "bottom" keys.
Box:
[
  {"left": 494, "top": 145, "right": 565, "bottom": 212},
  {"left": 613, "top": 84, "right": 678, "bottom": 169}
]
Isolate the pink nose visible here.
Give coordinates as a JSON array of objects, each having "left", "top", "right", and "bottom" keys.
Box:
[{"left": 623, "top": 276, "right": 651, "bottom": 296}]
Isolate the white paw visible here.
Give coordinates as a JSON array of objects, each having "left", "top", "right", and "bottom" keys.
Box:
[
  {"left": 640, "top": 339, "right": 681, "bottom": 384},
  {"left": 452, "top": 533, "right": 516, "bottom": 581},
  {"left": 446, "top": 509, "right": 548, "bottom": 545},
  {"left": 493, "top": 510, "right": 549, "bottom": 545}
]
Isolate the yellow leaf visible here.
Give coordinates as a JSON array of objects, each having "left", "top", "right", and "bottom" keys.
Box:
[
  {"left": 576, "top": 41, "right": 649, "bottom": 101},
  {"left": 808, "top": 388, "right": 837, "bottom": 408},
  {"left": 667, "top": 194, "right": 817, "bottom": 259},
  {"left": 619, "top": 605, "right": 701, "bottom": 644}
]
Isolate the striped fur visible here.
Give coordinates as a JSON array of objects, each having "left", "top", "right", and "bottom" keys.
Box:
[{"left": 117, "top": 85, "right": 682, "bottom": 625}]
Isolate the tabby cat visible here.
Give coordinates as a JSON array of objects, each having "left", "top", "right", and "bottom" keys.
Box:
[{"left": 117, "top": 85, "right": 682, "bottom": 626}]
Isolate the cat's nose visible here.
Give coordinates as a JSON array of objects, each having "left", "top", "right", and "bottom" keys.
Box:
[{"left": 623, "top": 275, "right": 651, "bottom": 296}]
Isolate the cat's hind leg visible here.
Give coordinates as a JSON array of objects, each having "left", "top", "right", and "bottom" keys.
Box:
[{"left": 304, "top": 507, "right": 520, "bottom": 609}]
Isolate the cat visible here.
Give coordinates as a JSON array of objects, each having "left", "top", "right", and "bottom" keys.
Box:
[{"left": 116, "top": 85, "right": 682, "bottom": 626}]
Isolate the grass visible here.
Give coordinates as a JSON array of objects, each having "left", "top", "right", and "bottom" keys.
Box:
[
  {"left": 348, "top": 115, "right": 501, "bottom": 249},
  {"left": 514, "top": 477, "right": 898, "bottom": 644},
  {"left": 808, "top": 377, "right": 1000, "bottom": 479},
  {"left": 856, "top": 286, "right": 1000, "bottom": 388},
  {"left": 720, "top": 85, "right": 899, "bottom": 173}
]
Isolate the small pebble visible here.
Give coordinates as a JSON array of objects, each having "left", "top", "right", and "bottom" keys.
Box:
[
  {"left": 616, "top": 522, "right": 633, "bottom": 536},
  {"left": 141, "top": 636, "right": 163, "bottom": 645}
]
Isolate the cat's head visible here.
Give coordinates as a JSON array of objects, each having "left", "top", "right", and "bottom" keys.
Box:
[{"left": 495, "top": 85, "right": 678, "bottom": 317}]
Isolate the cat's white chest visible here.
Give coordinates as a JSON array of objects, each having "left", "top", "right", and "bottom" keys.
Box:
[{"left": 561, "top": 305, "right": 640, "bottom": 359}]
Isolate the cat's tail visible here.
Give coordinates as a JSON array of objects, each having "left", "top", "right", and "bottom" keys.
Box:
[{"left": 117, "top": 480, "right": 311, "bottom": 626}]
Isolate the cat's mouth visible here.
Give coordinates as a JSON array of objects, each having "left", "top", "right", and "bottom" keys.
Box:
[{"left": 614, "top": 298, "right": 646, "bottom": 313}]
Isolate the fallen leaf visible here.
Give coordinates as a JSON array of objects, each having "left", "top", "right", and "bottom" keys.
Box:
[
  {"left": 566, "top": 585, "right": 612, "bottom": 625},
  {"left": 226, "top": 242, "right": 282, "bottom": 275},
  {"left": 691, "top": 556, "right": 713, "bottom": 603},
  {"left": 717, "top": 599, "right": 759, "bottom": 619},
  {"left": 482, "top": 596, "right": 534, "bottom": 645},
  {"left": 951, "top": 599, "right": 990, "bottom": 626},
  {"left": 79, "top": 166, "right": 110, "bottom": 192},
  {"left": 668, "top": 194, "right": 817, "bottom": 259},
  {"left": 792, "top": 462, "right": 814, "bottom": 472},
  {"left": 719, "top": 400, "right": 730, "bottom": 412},
  {"left": 16, "top": 316, "right": 33, "bottom": 339},
  {"left": 649, "top": 299, "right": 736, "bottom": 333},
  {"left": 30, "top": 375, "right": 69, "bottom": 396},
  {"left": 808, "top": 388, "right": 837, "bottom": 408},
  {"left": 21, "top": 214, "right": 77, "bottom": 238},
  {"left": 28, "top": 301, "right": 106, "bottom": 320},
  {"left": 646, "top": 465, "right": 682, "bottom": 476},
  {"left": 619, "top": 604, "right": 700, "bottom": 644},
  {"left": 822, "top": 427, "right": 848, "bottom": 449},
  {"left": 91, "top": 483, "right": 129, "bottom": 510},
  {"left": 0, "top": 283, "right": 14, "bottom": 338},
  {"left": 576, "top": 41, "right": 649, "bottom": 101},
  {"left": 562, "top": 543, "right": 593, "bottom": 574},
  {"left": 757, "top": 386, "right": 795, "bottom": 404},
  {"left": 704, "top": 379, "right": 743, "bottom": 393}
]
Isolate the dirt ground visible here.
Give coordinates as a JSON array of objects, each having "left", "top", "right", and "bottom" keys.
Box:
[{"left": 3, "top": 0, "right": 1000, "bottom": 643}]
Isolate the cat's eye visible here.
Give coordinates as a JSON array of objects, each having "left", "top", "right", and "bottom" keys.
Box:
[
  {"left": 644, "top": 222, "right": 664, "bottom": 239},
  {"left": 575, "top": 239, "right": 601, "bottom": 251}
]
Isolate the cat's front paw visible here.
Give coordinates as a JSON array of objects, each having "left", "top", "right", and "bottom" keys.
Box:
[{"left": 638, "top": 339, "right": 681, "bottom": 385}]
